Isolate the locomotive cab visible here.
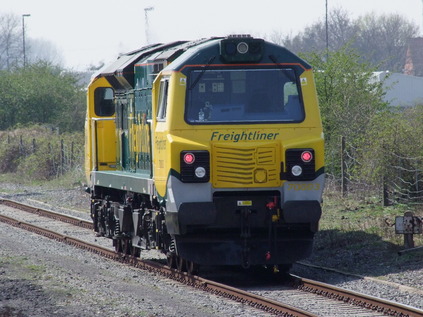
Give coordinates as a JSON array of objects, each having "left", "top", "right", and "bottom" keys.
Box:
[{"left": 151, "top": 36, "right": 324, "bottom": 268}]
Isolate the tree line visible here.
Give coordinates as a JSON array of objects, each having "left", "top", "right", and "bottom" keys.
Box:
[{"left": 271, "top": 8, "right": 419, "bottom": 72}]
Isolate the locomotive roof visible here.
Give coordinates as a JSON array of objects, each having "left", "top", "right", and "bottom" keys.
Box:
[
  {"left": 92, "top": 36, "right": 311, "bottom": 88},
  {"left": 163, "top": 36, "right": 311, "bottom": 73}
]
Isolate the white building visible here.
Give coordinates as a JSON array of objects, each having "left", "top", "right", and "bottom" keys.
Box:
[{"left": 373, "top": 72, "right": 423, "bottom": 107}]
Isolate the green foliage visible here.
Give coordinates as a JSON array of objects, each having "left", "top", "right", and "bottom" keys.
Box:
[
  {"left": 303, "top": 47, "right": 388, "bottom": 177},
  {"left": 0, "top": 61, "right": 85, "bottom": 132},
  {"left": 0, "top": 143, "right": 20, "bottom": 173},
  {"left": 357, "top": 106, "right": 423, "bottom": 198}
]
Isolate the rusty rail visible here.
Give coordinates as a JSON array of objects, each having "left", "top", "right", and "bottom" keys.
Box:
[
  {"left": 296, "top": 276, "right": 423, "bottom": 317},
  {"left": 0, "top": 199, "right": 92, "bottom": 229}
]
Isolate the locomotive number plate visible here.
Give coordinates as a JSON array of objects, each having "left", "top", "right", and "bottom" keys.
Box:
[{"left": 237, "top": 200, "right": 252, "bottom": 206}]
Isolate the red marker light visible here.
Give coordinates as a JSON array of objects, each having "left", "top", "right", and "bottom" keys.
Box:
[
  {"left": 183, "top": 153, "right": 195, "bottom": 164},
  {"left": 301, "top": 151, "right": 312, "bottom": 163},
  {"left": 265, "top": 251, "right": 271, "bottom": 261}
]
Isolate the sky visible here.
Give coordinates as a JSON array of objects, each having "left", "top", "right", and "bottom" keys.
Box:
[{"left": 2, "top": 0, "right": 423, "bottom": 71}]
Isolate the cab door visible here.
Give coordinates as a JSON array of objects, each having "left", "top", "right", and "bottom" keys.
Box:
[
  {"left": 152, "top": 76, "right": 170, "bottom": 196},
  {"left": 85, "top": 77, "right": 117, "bottom": 180}
]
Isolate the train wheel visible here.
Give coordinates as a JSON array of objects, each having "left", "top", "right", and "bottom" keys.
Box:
[
  {"left": 167, "top": 253, "right": 177, "bottom": 269},
  {"left": 122, "top": 239, "right": 132, "bottom": 255},
  {"left": 186, "top": 261, "right": 199, "bottom": 276},
  {"left": 114, "top": 238, "right": 123, "bottom": 253},
  {"left": 132, "top": 246, "right": 141, "bottom": 258},
  {"left": 176, "top": 256, "right": 186, "bottom": 272}
]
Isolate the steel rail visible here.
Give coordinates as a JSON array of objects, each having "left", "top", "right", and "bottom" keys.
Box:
[
  {"left": 295, "top": 276, "right": 423, "bottom": 317},
  {"left": 0, "top": 213, "right": 315, "bottom": 317},
  {"left": 0, "top": 199, "right": 93, "bottom": 229}
]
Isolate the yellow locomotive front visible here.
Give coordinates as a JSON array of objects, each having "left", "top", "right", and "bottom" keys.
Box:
[{"left": 152, "top": 36, "right": 325, "bottom": 268}]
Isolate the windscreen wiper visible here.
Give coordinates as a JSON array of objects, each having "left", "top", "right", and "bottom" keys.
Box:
[
  {"left": 269, "top": 54, "right": 297, "bottom": 82},
  {"left": 189, "top": 56, "right": 216, "bottom": 90}
]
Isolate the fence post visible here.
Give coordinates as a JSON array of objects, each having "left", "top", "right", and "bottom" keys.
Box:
[
  {"left": 341, "top": 136, "right": 347, "bottom": 197},
  {"left": 71, "top": 141, "right": 74, "bottom": 168},
  {"left": 19, "top": 135, "right": 23, "bottom": 155},
  {"left": 32, "top": 138, "right": 36, "bottom": 153},
  {"left": 60, "top": 139, "right": 64, "bottom": 175},
  {"left": 382, "top": 175, "right": 389, "bottom": 207}
]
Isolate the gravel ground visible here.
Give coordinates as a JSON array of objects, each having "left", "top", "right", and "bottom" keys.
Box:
[
  {"left": 1, "top": 182, "right": 423, "bottom": 316},
  {"left": 0, "top": 222, "right": 270, "bottom": 317}
]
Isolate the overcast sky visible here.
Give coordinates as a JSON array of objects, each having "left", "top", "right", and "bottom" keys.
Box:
[{"left": 2, "top": 0, "right": 423, "bottom": 70}]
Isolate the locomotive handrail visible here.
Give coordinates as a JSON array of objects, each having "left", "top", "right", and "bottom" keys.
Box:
[{"left": 91, "top": 117, "right": 115, "bottom": 121}]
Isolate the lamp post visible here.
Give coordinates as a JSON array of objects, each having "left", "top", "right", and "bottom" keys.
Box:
[{"left": 22, "top": 14, "right": 31, "bottom": 67}]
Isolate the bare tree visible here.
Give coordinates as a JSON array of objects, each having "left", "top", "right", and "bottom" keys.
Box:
[
  {"left": 271, "top": 9, "right": 358, "bottom": 54},
  {"left": 271, "top": 9, "right": 419, "bottom": 72},
  {"left": 0, "top": 13, "right": 21, "bottom": 70},
  {"left": 29, "top": 38, "right": 64, "bottom": 67},
  {"left": 0, "top": 13, "right": 65, "bottom": 70},
  {"left": 355, "top": 13, "right": 419, "bottom": 71}
]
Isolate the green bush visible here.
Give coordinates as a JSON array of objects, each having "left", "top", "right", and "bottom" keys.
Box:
[{"left": 0, "top": 143, "right": 21, "bottom": 173}]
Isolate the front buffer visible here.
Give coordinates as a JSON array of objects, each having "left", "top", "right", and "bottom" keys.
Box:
[{"left": 165, "top": 176, "right": 323, "bottom": 268}]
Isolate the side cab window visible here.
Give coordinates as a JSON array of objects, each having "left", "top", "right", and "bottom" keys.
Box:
[
  {"left": 94, "top": 87, "right": 115, "bottom": 116},
  {"left": 157, "top": 78, "right": 169, "bottom": 121}
]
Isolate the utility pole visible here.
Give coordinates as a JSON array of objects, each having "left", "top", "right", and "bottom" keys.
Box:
[
  {"left": 22, "top": 13, "right": 31, "bottom": 67},
  {"left": 421, "top": 0, "right": 423, "bottom": 36},
  {"left": 325, "top": 0, "right": 329, "bottom": 60},
  {"left": 144, "top": 7, "right": 154, "bottom": 44}
]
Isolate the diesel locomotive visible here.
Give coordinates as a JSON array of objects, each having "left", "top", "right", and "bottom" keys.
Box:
[{"left": 85, "top": 35, "right": 325, "bottom": 273}]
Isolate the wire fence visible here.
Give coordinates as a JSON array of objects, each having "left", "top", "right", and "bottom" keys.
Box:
[
  {"left": 0, "top": 131, "right": 84, "bottom": 180},
  {"left": 334, "top": 136, "right": 423, "bottom": 206}
]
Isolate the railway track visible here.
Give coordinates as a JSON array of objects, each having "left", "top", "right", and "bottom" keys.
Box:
[{"left": 1, "top": 199, "right": 422, "bottom": 317}]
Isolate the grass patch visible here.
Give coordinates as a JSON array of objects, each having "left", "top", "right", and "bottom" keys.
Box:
[
  {"left": 0, "top": 256, "right": 46, "bottom": 280},
  {"left": 320, "top": 190, "right": 423, "bottom": 247}
]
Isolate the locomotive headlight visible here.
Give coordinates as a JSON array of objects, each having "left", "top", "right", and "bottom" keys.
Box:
[
  {"left": 237, "top": 42, "right": 249, "bottom": 54},
  {"left": 195, "top": 166, "right": 206, "bottom": 178},
  {"left": 291, "top": 165, "right": 303, "bottom": 177},
  {"left": 220, "top": 36, "right": 264, "bottom": 63}
]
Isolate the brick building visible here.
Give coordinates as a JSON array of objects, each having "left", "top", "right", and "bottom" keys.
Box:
[{"left": 404, "top": 37, "right": 423, "bottom": 77}]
